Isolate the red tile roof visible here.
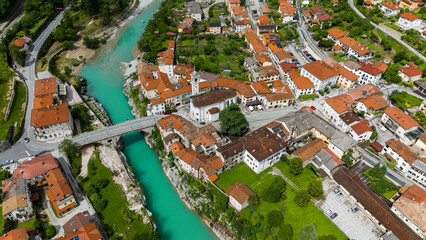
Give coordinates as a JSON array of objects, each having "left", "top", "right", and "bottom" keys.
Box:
[
  {"left": 279, "top": 62, "right": 297, "bottom": 72},
  {"left": 225, "top": 183, "right": 255, "bottom": 204},
  {"left": 351, "top": 121, "right": 372, "bottom": 135},
  {"left": 385, "top": 139, "right": 418, "bottom": 164},
  {"left": 380, "top": 1, "right": 401, "bottom": 10},
  {"left": 13, "top": 153, "right": 58, "bottom": 180},
  {"left": 358, "top": 94, "right": 388, "bottom": 110},
  {"left": 384, "top": 107, "right": 419, "bottom": 130},
  {"left": 292, "top": 138, "right": 327, "bottom": 161},
  {"left": 34, "top": 77, "right": 56, "bottom": 96},
  {"left": 288, "top": 70, "right": 315, "bottom": 89},
  {"left": 399, "top": 66, "right": 423, "bottom": 77},
  {"left": 31, "top": 103, "right": 70, "bottom": 128},
  {"left": 0, "top": 228, "right": 28, "bottom": 240},
  {"left": 399, "top": 12, "right": 421, "bottom": 21},
  {"left": 325, "top": 94, "right": 355, "bottom": 114},
  {"left": 359, "top": 63, "right": 382, "bottom": 76},
  {"left": 302, "top": 60, "right": 339, "bottom": 80},
  {"left": 245, "top": 32, "right": 268, "bottom": 54},
  {"left": 393, "top": 185, "right": 426, "bottom": 233},
  {"left": 45, "top": 168, "right": 73, "bottom": 202}
]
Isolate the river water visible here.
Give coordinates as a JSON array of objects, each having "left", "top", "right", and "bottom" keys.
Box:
[{"left": 79, "top": 1, "right": 216, "bottom": 239}]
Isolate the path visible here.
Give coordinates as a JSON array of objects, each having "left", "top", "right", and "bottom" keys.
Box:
[
  {"left": 272, "top": 167, "right": 320, "bottom": 205},
  {"left": 348, "top": 0, "right": 426, "bottom": 62},
  {"left": 80, "top": 145, "right": 94, "bottom": 178}
]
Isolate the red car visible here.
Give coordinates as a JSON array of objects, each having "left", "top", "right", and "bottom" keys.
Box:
[
  {"left": 310, "top": 106, "right": 316, "bottom": 110},
  {"left": 165, "top": 110, "right": 172, "bottom": 115},
  {"left": 303, "top": 51, "right": 309, "bottom": 53}
]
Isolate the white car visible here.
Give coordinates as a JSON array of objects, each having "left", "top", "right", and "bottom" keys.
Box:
[
  {"left": 2, "top": 160, "right": 13, "bottom": 165},
  {"left": 325, "top": 209, "right": 333, "bottom": 216}
]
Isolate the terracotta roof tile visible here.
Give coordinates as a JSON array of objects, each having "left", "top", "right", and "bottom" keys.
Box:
[
  {"left": 400, "top": 12, "right": 421, "bottom": 21},
  {"left": 325, "top": 94, "right": 355, "bottom": 114},
  {"left": 381, "top": 1, "right": 401, "bottom": 10},
  {"left": 191, "top": 89, "right": 236, "bottom": 108},
  {"left": 34, "top": 77, "right": 56, "bottom": 96},
  {"left": 45, "top": 168, "right": 73, "bottom": 202},
  {"left": 293, "top": 139, "right": 328, "bottom": 161},
  {"left": 245, "top": 32, "right": 268, "bottom": 54},
  {"left": 386, "top": 138, "right": 418, "bottom": 164},
  {"left": 279, "top": 62, "right": 298, "bottom": 72},
  {"left": 251, "top": 81, "right": 272, "bottom": 95},
  {"left": 393, "top": 185, "right": 426, "bottom": 233},
  {"left": 31, "top": 103, "right": 69, "bottom": 128},
  {"left": 359, "top": 63, "right": 382, "bottom": 76},
  {"left": 225, "top": 183, "right": 255, "bottom": 204},
  {"left": 302, "top": 60, "right": 339, "bottom": 80},
  {"left": 358, "top": 94, "right": 388, "bottom": 110},
  {"left": 399, "top": 66, "right": 423, "bottom": 77},
  {"left": 384, "top": 107, "right": 419, "bottom": 130},
  {"left": 0, "top": 228, "right": 28, "bottom": 240},
  {"left": 13, "top": 153, "right": 58, "bottom": 180},
  {"left": 33, "top": 94, "right": 53, "bottom": 109},
  {"left": 264, "top": 86, "right": 295, "bottom": 101},
  {"left": 288, "top": 70, "right": 315, "bottom": 89},
  {"left": 351, "top": 121, "right": 372, "bottom": 135},
  {"left": 339, "top": 36, "right": 357, "bottom": 48}
]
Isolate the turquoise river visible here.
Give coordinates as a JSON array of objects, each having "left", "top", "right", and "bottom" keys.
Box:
[{"left": 79, "top": 1, "right": 216, "bottom": 239}]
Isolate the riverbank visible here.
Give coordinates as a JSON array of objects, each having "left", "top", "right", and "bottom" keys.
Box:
[{"left": 142, "top": 131, "right": 235, "bottom": 240}]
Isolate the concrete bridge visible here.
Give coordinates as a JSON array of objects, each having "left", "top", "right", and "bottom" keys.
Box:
[{"left": 71, "top": 115, "right": 165, "bottom": 147}]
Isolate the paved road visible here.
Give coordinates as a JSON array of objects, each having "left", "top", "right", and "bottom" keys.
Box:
[{"left": 348, "top": 0, "right": 426, "bottom": 62}]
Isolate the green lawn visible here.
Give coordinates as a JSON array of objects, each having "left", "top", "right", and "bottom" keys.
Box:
[
  {"left": 17, "top": 218, "right": 37, "bottom": 229},
  {"left": 364, "top": 168, "right": 399, "bottom": 199},
  {"left": 391, "top": 91, "right": 423, "bottom": 109},
  {"left": 215, "top": 162, "right": 346, "bottom": 239},
  {"left": 0, "top": 207, "right": 4, "bottom": 234},
  {"left": 274, "top": 161, "right": 321, "bottom": 190},
  {"left": 80, "top": 153, "right": 153, "bottom": 239},
  {"left": 385, "top": 23, "right": 401, "bottom": 32},
  {"left": 0, "top": 81, "right": 27, "bottom": 141}
]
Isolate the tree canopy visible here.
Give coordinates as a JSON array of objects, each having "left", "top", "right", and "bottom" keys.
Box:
[
  {"left": 308, "top": 179, "right": 323, "bottom": 197},
  {"left": 219, "top": 103, "right": 248, "bottom": 136},
  {"left": 369, "top": 163, "right": 387, "bottom": 180},
  {"left": 261, "top": 176, "right": 286, "bottom": 202},
  {"left": 267, "top": 210, "right": 284, "bottom": 227},
  {"left": 294, "top": 189, "right": 310, "bottom": 207},
  {"left": 299, "top": 224, "right": 318, "bottom": 240},
  {"left": 289, "top": 157, "right": 303, "bottom": 175}
]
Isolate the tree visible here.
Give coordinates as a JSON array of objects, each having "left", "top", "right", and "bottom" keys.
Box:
[
  {"left": 45, "top": 224, "right": 56, "bottom": 238},
  {"left": 0, "top": 170, "right": 11, "bottom": 180},
  {"left": 289, "top": 157, "right": 303, "bottom": 175},
  {"left": 247, "top": 194, "right": 259, "bottom": 206},
  {"left": 318, "top": 235, "right": 337, "bottom": 240},
  {"left": 370, "top": 179, "right": 389, "bottom": 194},
  {"left": 369, "top": 163, "right": 387, "bottom": 180},
  {"left": 308, "top": 179, "right": 323, "bottom": 197},
  {"left": 294, "top": 190, "right": 310, "bottom": 207},
  {"left": 267, "top": 210, "right": 283, "bottom": 227},
  {"left": 261, "top": 176, "right": 286, "bottom": 202},
  {"left": 93, "top": 199, "right": 107, "bottom": 211},
  {"left": 278, "top": 224, "right": 293, "bottom": 240},
  {"left": 320, "top": 39, "right": 335, "bottom": 49},
  {"left": 342, "top": 154, "right": 353, "bottom": 167},
  {"left": 95, "top": 178, "right": 109, "bottom": 189},
  {"left": 59, "top": 139, "right": 79, "bottom": 158},
  {"left": 299, "top": 224, "right": 317, "bottom": 240},
  {"left": 219, "top": 103, "right": 248, "bottom": 136}
]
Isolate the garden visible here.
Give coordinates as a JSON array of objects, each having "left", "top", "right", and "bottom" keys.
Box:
[
  {"left": 215, "top": 160, "right": 346, "bottom": 239},
  {"left": 364, "top": 163, "right": 399, "bottom": 199},
  {"left": 390, "top": 91, "right": 423, "bottom": 110},
  {"left": 176, "top": 34, "right": 249, "bottom": 80}
]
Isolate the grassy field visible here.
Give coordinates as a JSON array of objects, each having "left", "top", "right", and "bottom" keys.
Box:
[
  {"left": 0, "top": 81, "right": 27, "bottom": 141},
  {"left": 391, "top": 91, "right": 423, "bottom": 109},
  {"left": 209, "top": 3, "right": 228, "bottom": 23},
  {"left": 215, "top": 162, "right": 346, "bottom": 239},
  {"left": 80, "top": 153, "right": 153, "bottom": 239},
  {"left": 17, "top": 218, "right": 38, "bottom": 229},
  {"left": 274, "top": 161, "right": 321, "bottom": 190}
]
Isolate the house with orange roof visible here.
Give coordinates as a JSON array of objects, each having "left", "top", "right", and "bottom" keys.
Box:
[
  {"left": 269, "top": 44, "right": 294, "bottom": 64},
  {"left": 322, "top": 94, "right": 355, "bottom": 127},
  {"left": 379, "top": 1, "right": 401, "bottom": 16},
  {"left": 347, "top": 43, "right": 375, "bottom": 61},
  {"left": 287, "top": 70, "right": 315, "bottom": 98},
  {"left": 0, "top": 228, "right": 29, "bottom": 240},
  {"left": 191, "top": 129, "right": 224, "bottom": 155},
  {"left": 146, "top": 98, "right": 166, "bottom": 116},
  {"left": 260, "top": 3, "right": 271, "bottom": 15},
  {"left": 45, "top": 168, "right": 76, "bottom": 216},
  {"left": 173, "top": 64, "right": 193, "bottom": 81},
  {"left": 278, "top": 62, "right": 298, "bottom": 78},
  {"left": 11, "top": 37, "right": 31, "bottom": 50},
  {"left": 322, "top": 58, "right": 360, "bottom": 89},
  {"left": 158, "top": 56, "right": 174, "bottom": 78},
  {"left": 300, "top": 60, "right": 339, "bottom": 90},
  {"left": 399, "top": 65, "right": 423, "bottom": 82},
  {"left": 380, "top": 107, "right": 422, "bottom": 145},
  {"left": 244, "top": 32, "right": 268, "bottom": 54},
  {"left": 226, "top": 183, "right": 255, "bottom": 211},
  {"left": 354, "top": 63, "right": 383, "bottom": 85},
  {"left": 382, "top": 139, "right": 419, "bottom": 172},
  {"left": 356, "top": 94, "right": 388, "bottom": 116},
  {"left": 234, "top": 19, "right": 251, "bottom": 32},
  {"left": 327, "top": 28, "right": 348, "bottom": 41},
  {"left": 348, "top": 121, "right": 373, "bottom": 141},
  {"left": 256, "top": 65, "right": 280, "bottom": 82},
  {"left": 279, "top": 2, "right": 297, "bottom": 23},
  {"left": 397, "top": 12, "right": 423, "bottom": 29},
  {"left": 391, "top": 184, "right": 426, "bottom": 238},
  {"left": 12, "top": 153, "right": 59, "bottom": 183},
  {"left": 2, "top": 177, "right": 33, "bottom": 222},
  {"left": 231, "top": 6, "right": 249, "bottom": 22},
  {"left": 261, "top": 85, "right": 295, "bottom": 109},
  {"left": 30, "top": 103, "right": 73, "bottom": 142},
  {"left": 399, "top": 0, "right": 425, "bottom": 11},
  {"left": 57, "top": 211, "right": 103, "bottom": 240}
]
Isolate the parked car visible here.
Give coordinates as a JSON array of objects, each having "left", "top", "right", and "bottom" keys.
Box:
[
  {"left": 338, "top": 192, "right": 344, "bottom": 197},
  {"left": 310, "top": 106, "right": 316, "bottom": 110},
  {"left": 303, "top": 51, "right": 308, "bottom": 53},
  {"left": 351, "top": 207, "right": 359, "bottom": 213},
  {"left": 24, "top": 137, "right": 30, "bottom": 143},
  {"left": 165, "top": 110, "right": 172, "bottom": 115},
  {"left": 200, "top": 122, "right": 206, "bottom": 125},
  {"left": 330, "top": 213, "right": 338, "bottom": 219},
  {"left": 325, "top": 209, "right": 333, "bottom": 216},
  {"left": 2, "top": 160, "right": 13, "bottom": 165}
]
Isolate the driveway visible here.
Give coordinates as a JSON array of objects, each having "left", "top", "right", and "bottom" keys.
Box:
[{"left": 321, "top": 177, "right": 384, "bottom": 240}]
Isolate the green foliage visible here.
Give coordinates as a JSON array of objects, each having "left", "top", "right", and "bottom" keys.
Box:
[
  {"left": 149, "top": 127, "right": 164, "bottom": 153},
  {"left": 415, "top": 111, "right": 426, "bottom": 126},
  {"left": 9, "top": 45, "right": 27, "bottom": 67},
  {"left": 59, "top": 139, "right": 80, "bottom": 158},
  {"left": 320, "top": 39, "right": 335, "bottom": 49},
  {"left": 83, "top": 36, "right": 101, "bottom": 49},
  {"left": 318, "top": 235, "right": 337, "bottom": 240},
  {"left": 0, "top": 170, "right": 11, "bottom": 180},
  {"left": 277, "top": 224, "right": 293, "bottom": 240},
  {"left": 369, "top": 163, "right": 387, "bottom": 180},
  {"left": 342, "top": 154, "right": 353, "bottom": 167},
  {"left": 299, "top": 94, "right": 319, "bottom": 101},
  {"left": 81, "top": 0, "right": 131, "bottom": 24},
  {"left": 356, "top": 111, "right": 365, "bottom": 117},
  {"left": 95, "top": 178, "right": 110, "bottom": 189},
  {"left": 93, "top": 198, "right": 108, "bottom": 211},
  {"left": 121, "top": 207, "right": 139, "bottom": 224},
  {"left": 369, "top": 179, "right": 389, "bottom": 194},
  {"left": 90, "top": 193, "right": 100, "bottom": 202},
  {"left": 0, "top": 0, "right": 12, "bottom": 19},
  {"left": 294, "top": 190, "right": 310, "bottom": 207},
  {"left": 267, "top": 210, "right": 283, "bottom": 227},
  {"left": 308, "top": 179, "right": 323, "bottom": 197},
  {"left": 219, "top": 103, "right": 248, "bottom": 136},
  {"left": 390, "top": 91, "right": 423, "bottom": 109},
  {"left": 289, "top": 157, "right": 303, "bottom": 175},
  {"left": 44, "top": 224, "right": 56, "bottom": 238},
  {"left": 53, "top": 14, "right": 76, "bottom": 42},
  {"left": 260, "top": 176, "right": 286, "bottom": 202},
  {"left": 299, "top": 224, "right": 318, "bottom": 240},
  {"left": 370, "top": 131, "right": 378, "bottom": 140},
  {"left": 71, "top": 104, "right": 92, "bottom": 132}
]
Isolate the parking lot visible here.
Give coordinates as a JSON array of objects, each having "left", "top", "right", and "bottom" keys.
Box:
[{"left": 320, "top": 178, "right": 383, "bottom": 240}]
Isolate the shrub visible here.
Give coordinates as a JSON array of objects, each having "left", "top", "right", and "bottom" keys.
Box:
[
  {"left": 289, "top": 157, "right": 303, "bottom": 175},
  {"left": 277, "top": 224, "right": 293, "bottom": 240},
  {"left": 95, "top": 178, "right": 109, "bottom": 189},
  {"left": 93, "top": 199, "right": 107, "bottom": 211},
  {"left": 44, "top": 224, "right": 56, "bottom": 238},
  {"left": 261, "top": 176, "right": 286, "bottom": 202},
  {"left": 308, "top": 179, "right": 323, "bottom": 197},
  {"left": 294, "top": 190, "right": 310, "bottom": 207},
  {"left": 267, "top": 210, "right": 283, "bottom": 227},
  {"left": 299, "top": 224, "right": 317, "bottom": 240}
]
